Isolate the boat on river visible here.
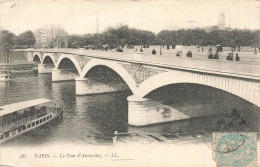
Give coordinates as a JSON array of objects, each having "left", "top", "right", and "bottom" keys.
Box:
[
  {"left": 0, "top": 99, "right": 63, "bottom": 144},
  {"left": 0, "top": 70, "right": 13, "bottom": 81}
]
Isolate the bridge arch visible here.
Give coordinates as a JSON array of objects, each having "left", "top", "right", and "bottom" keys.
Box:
[
  {"left": 56, "top": 54, "right": 82, "bottom": 74},
  {"left": 42, "top": 53, "right": 56, "bottom": 67},
  {"left": 137, "top": 71, "right": 260, "bottom": 107},
  {"left": 32, "top": 53, "right": 41, "bottom": 63},
  {"left": 80, "top": 59, "right": 137, "bottom": 94}
]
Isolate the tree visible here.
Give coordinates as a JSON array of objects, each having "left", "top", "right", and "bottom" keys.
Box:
[
  {"left": 16, "top": 31, "right": 36, "bottom": 48},
  {"left": 14, "top": 35, "right": 23, "bottom": 47},
  {"left": 0, "top": 30, "right": 15, "bottom": 63},
  {"left": 67, "top": 35, "right": 83, "bottom": 48}
]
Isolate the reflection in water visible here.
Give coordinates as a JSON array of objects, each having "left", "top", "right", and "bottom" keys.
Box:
[{"left": 0, "top": 73, "right": 258, "bottom": 147}]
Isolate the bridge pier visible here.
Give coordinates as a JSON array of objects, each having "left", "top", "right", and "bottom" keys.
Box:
[
  {"left": 127, "top": 96, "right": 191, "bottom": 126},
  {"left": 38, "top": 64, "right": 53, "bottom": 74},
  {"left": 52, "top": 69, "right": 79, "bottom": 82},
  {"left": 75, "top": 77, "right": 129, "bottom": 95}
]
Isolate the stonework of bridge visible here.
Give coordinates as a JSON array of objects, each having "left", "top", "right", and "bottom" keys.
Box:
[{"left": 22, "top": 49, "right": 260, "bottom": 126}]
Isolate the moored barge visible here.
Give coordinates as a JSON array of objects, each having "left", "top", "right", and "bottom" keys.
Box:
[{"left": 0, "top": 99, "right": 63, "bottom": 144}]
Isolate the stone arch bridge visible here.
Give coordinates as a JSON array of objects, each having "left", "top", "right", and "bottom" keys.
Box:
[{"left": 24, "top": 49, "right": 260, "bottom": 126}]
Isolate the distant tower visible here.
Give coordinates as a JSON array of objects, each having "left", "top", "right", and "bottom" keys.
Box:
[
  {"left": 218, "top": 13, "right": 225, "bottom": 30},
  {"left": 96, "top": 11, "right": 100, "bottom": 34}
]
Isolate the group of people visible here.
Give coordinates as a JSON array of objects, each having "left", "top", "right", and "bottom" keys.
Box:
[
  {"left": 226, "top": 53, "right": 240, "bottom": 61},
  {"left": 208, "top": 51, "right": 219, "bottom": 59},
  {"left": 137, "top": 46, "right": 240, "bottom": 62},
  {"left": 175, "top": 51, "right": 193, "bottom": 57},
  {"left": 208, "top": 46, "right": 219, "bottom": 59},
  {"left": 208, "top": 46, "right": 240, "bottom": 61}
]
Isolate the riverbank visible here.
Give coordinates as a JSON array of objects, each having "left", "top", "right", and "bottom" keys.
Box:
[{"left": 0, "top": 62, "right": 36, "bottom": 73}]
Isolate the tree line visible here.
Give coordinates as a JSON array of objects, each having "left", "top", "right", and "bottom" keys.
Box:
[
  {"left": 157, "top": 29, "right": 259, "bottom": 47},
  {"left": 0, "top": 30, "right": 36, "bottom": 62},
  {"left": 67, "top": 25, "right": 259, "bottom": 49},
  {"left": 67, "top": 25, "right": 157, "bottom": 49},
  {"left": 1, "top": 26, "right": 259, "bottom": 62}
]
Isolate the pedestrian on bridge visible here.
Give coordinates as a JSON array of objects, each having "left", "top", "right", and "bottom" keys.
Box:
[
  {"left": 176, "top": 51, "right": 182, "bottom": 57},
  {"left": 226, "top": 53, "right": 233, "bottom": 61},
  {"left": 208, "top": 52, "right": 214, "bottom": 59},
  {"left": 209, "top": 47, "right": 213, "bottom": 53},
  {"left": 186, "top": 51, "right": 192, "bottom": 57},
  {"left": 152, "top": 49, "right": 156, "bottom": 55},
  {"left": 235, "top": 53, "right": 240, "bottom": 61},
  {"left": 214, "top": 51, "right": 219, "bottom": 59},
  {"left": 140, "top": 46, "right": 143, "bottom": 52}
]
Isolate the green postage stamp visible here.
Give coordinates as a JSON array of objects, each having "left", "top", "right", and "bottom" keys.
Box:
[{"left": 213, "top": 132, "right": 257, "bottom": 167}]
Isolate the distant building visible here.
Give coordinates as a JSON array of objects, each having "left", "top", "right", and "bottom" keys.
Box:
[
  {"left": 34, "top": 25, "right": 68, "bottom": 48},
  {"left": 52, "top": 36, "right": 69, "bottom": 48},
  {"left": 202, "top": 13, "right": 232, "bottom": 32},
  {"left": 34, "top": 27, "right": 46, "bottom": 48},
  {"left": 218, "top": 13, "right": 225, "bottom": 30}
]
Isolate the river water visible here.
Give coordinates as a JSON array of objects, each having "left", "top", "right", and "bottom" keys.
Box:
[{"left": 0, "top": 73, "right": 258, "bottom": 147}]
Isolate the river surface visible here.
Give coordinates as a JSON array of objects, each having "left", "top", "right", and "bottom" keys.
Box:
[{"left": 0, "top": 73, "right": 258, "bottom": 147}]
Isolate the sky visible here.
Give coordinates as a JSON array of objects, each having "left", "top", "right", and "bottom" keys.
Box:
[{"left": 0, "top": 0, "right": 259, "bottom": 35}]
